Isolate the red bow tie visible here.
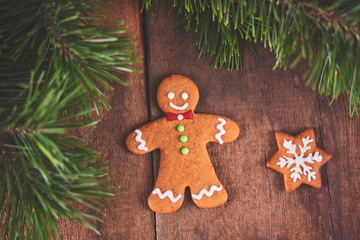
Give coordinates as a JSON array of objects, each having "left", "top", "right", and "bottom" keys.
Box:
[{"left": 166, "top": 110, "right": 193, "bottom": 121}]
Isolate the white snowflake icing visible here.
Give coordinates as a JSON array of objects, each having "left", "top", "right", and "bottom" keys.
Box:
[{"left": 277, "top": 136, "right": 323, "bottom": 182}]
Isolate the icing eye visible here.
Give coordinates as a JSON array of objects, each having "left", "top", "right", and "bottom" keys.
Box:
[
  {"left": 167, "top": 92, "right": 175, "bottom": 99},
  {"left": 181, "top": 92, "right": 188, "bottom": 100}
]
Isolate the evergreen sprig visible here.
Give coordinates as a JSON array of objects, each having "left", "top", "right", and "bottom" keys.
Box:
[
  {"left": 142, "top": 0, "right": 360, "bottom": 116},
  {"left": 0, "top": 0, "right": 137, "bottom": 239}
]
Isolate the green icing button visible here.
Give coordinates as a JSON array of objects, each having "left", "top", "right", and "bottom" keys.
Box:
[
  {"left": 179, "top": 135, "right": 188, "bottom": 143},
  {"left": 177, "top": 125, "right": 185, "bottom": 132},
  {"left": 181, "top": 147, "right": 189, "bottom": 155}
]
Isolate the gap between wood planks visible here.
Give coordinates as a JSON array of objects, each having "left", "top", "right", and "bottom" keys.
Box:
[
  {"left": 316, "top": 93, "right": 336, "bottom": 239},
  {"left": 141, "top": 7, "right": 158, "bottom": 240}
]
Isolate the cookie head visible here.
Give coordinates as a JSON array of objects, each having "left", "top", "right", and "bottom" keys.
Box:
[{"left": 157, "top": 75, "right": 199, "bottom": 114}]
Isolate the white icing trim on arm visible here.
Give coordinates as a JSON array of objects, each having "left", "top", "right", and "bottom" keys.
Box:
[
  {"left": 215, "top": 118, "right": 227, "bottom": 144},
  {"left": 152, "top": 188, "right": 182, "bottom": 203},
  {"left": 134, "top": 129, "right": 148, "bottom": 151},
  {"left": 192, "top": 185, "right": 223, "bottom": 200},
  {"left": 169, "top": 102, "right": 188, "bottom": 110}
]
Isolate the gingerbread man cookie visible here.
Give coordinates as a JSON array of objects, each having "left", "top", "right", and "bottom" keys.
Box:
[{"left": 126, "top": 74, "right": 239, "bottom": 213}]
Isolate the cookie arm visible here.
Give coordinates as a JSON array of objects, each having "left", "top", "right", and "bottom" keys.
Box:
[
  {"left": 126, "top": 120, "right": 162, "bottom": 154},
  {"left": 203, "top": 115, "right": 240, "bottom": 144}
]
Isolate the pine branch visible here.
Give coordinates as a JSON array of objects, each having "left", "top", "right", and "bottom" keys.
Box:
[
  {"left": 295, "top": 1, "right": 360, "bottom": 41},
  {"left": 1, "top": 0, "right": 138, "bottom": 118},
  {"left": 0, "top": 0, "right": 137, "bottom": 238},
  {"left": 1, "top": 76, "right": 112, "bottom": 238},
  {"left": 142, "top": 0, "right": 360, "bottom": 116}
]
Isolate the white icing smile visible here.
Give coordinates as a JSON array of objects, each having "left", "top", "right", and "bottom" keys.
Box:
[{"left": 169, "top": 102, "right": 188, "bottom": 110}]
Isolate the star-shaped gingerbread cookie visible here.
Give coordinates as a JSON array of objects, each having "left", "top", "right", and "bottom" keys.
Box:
[{"left": 267, "top": 128, "right": 332, "bottom": 193}]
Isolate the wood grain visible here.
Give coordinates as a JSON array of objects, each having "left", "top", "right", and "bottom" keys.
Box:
[
  {"left": 318, "top": 94, "right": 360, "bottom": 239},
  {"left": 59, "top": 1, "right": 155, "bottom": 239},
  {"left": 144, "top": 2, "right": 359, "bottom": 239},
  {"left": 59, "top": 1, "right": 360, "bottom": 239}
]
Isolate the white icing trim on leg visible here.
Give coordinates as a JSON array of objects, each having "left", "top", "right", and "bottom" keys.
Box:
[
  {"left": 192, "top": 185, "right": 223, "bottom": 200},
  {"left": 134, "top": 129, "right": 148, "bottom": 151},
  {"left": 152, "top": 188, "right": 182, "bottom": 203},
  {"left": 215, "top": 118, "right": 226, "bottom": 144}
]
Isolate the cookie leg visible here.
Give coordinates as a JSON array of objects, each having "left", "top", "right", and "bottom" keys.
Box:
[
  {"left": 148, "top": 182, "right": 185, "bottom": 213},
  {"left": 189, "top": 171, "right": 228, "bottom": 208}
]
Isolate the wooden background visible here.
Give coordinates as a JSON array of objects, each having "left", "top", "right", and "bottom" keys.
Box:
[{"left": 59, "top": 1, "right": 360, "bottom": 239}]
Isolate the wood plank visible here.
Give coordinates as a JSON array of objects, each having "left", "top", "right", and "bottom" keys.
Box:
[
  {"left": 318, "top": 94, "right": 360, "bottom": 239},
  {"left": 144, "top": 2, "right": 339, "bottom": 239},
  {"left": 59, "top": 1, "right": 155, "bottom": 239}
]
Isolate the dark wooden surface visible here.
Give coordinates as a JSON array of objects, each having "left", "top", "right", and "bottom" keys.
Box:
[{"left": 60, "top": 1, "right": 360, "bottom": 239}]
